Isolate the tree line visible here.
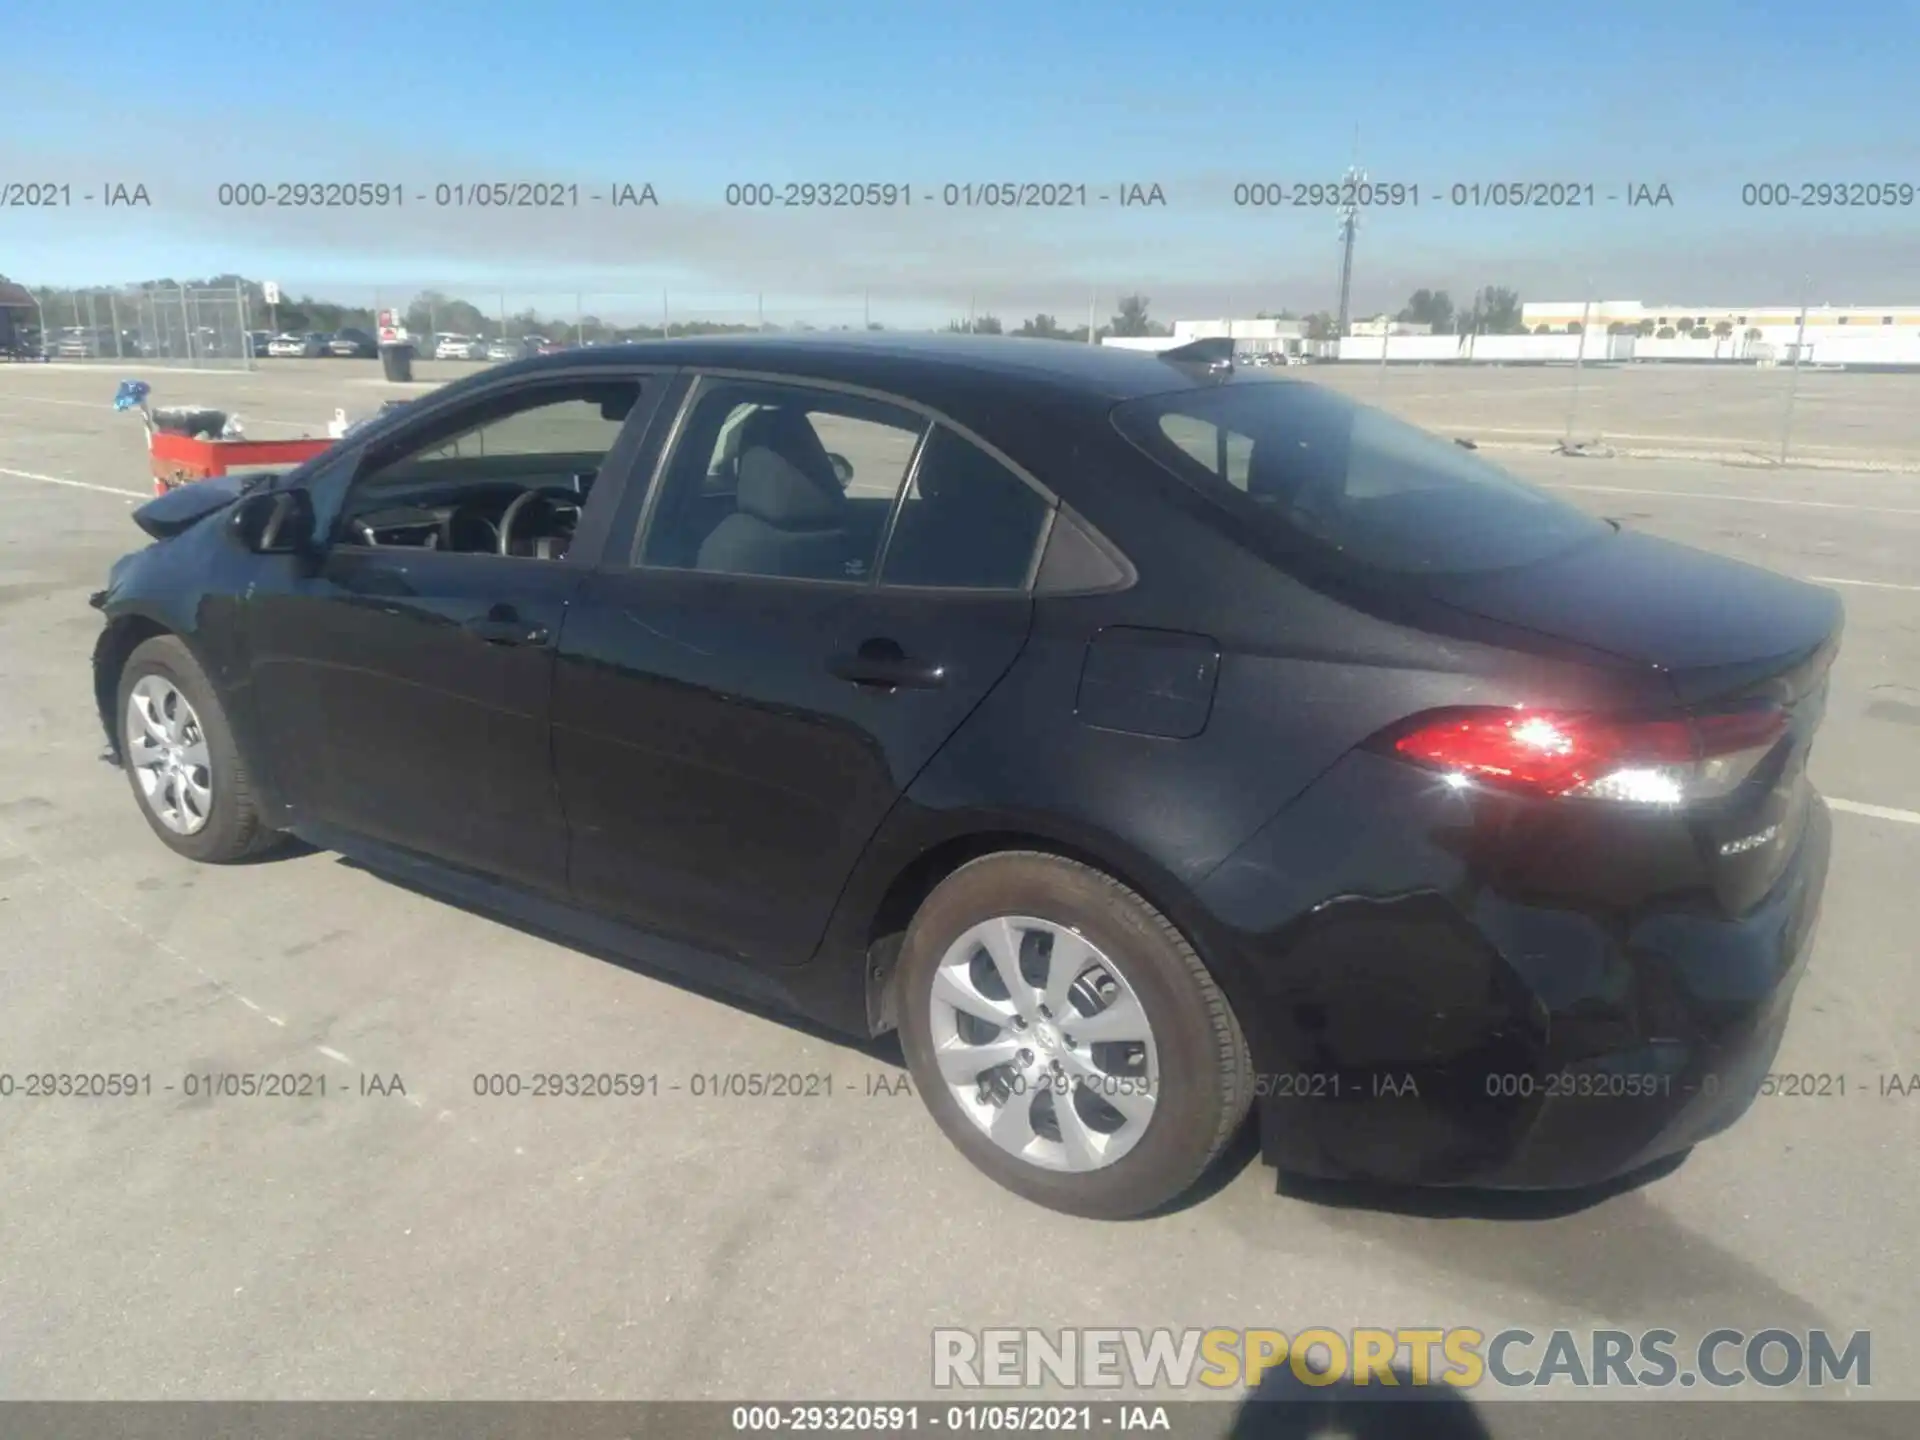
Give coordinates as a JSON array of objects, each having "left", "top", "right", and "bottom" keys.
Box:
[{"left": 11, "top": 276, "right": 1540, "bottom": 344}]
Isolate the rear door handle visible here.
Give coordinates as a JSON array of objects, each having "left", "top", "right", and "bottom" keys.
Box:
[
  {"left": 464, "top": 616, "right": 551, "bottom": 647},
  {"left": 828, "top": 645, "right": 946, "bottom": 691}
]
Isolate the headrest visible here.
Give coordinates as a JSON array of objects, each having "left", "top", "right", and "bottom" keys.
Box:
[
  {"left": 737, "top": 447, "right": 845, "bottom": 529},
  {"left": 734, "top": 406, "right": 839, "bottom": 490}
]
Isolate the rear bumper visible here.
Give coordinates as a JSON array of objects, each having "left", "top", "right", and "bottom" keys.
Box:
[{"left": 1195, "top": 752, "right": 1831, "bottom": 1190}]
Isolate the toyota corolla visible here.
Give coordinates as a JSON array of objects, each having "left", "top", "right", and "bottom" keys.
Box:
[{"left": 89, "top": 334, "right": 1840, "bottom": 1218}]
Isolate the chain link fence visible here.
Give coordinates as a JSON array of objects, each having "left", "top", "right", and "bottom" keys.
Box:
[
  {"left": 1312, "top": 301, "right": 1920, "bottom": 472},
  {"left": 30, "top": 283, "right": 254, "bottom": 369}
]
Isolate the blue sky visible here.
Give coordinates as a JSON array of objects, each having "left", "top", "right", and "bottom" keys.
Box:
[{"left": 3, "top": 0, "right": 1916, "bottom": 324}]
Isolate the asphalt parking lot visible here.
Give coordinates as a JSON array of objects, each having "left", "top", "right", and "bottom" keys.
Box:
[{"left": 1, "top": 358, "right": 1917, "bottom": 1421}]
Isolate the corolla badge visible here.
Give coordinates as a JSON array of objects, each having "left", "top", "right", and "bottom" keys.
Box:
[{"left": 1718, "top": 823, "right": 1780, "bottom": 857}]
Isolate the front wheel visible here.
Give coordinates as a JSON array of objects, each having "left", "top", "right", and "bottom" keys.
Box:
[
  {"left": 116, "top": 635, "right": 285, "bottom": 863},
  {"left": 896, "top": 852, "right": 1254, "bottom": 1218}
]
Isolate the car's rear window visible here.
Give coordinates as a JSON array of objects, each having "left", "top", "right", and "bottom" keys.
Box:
[{"left": 1112, "top": 380, "right": 1610, "bottom": 576}]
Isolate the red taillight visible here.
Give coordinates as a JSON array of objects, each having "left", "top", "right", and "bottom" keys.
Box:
[{"left": 1389, "top": 705, "right": 1787, "bottom": 805}]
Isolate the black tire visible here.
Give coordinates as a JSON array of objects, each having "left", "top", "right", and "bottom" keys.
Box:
[
  {"left": 896, "top": 851, "right": 1254, "bottom": 1219},
  {"left": 115, "top": 634, "right": 285, "bottom": 863}
]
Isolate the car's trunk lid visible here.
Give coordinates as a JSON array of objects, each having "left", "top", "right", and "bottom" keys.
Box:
[{"left": 1425, "top": 528, "right": 1843, "bottom": 708}]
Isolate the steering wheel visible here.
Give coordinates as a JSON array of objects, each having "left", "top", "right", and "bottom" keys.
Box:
[{"left": 497, "top": 485, "right": 584, "bottom": 557}]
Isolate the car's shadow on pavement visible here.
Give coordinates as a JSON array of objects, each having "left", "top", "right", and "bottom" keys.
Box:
[
  {"left": 330, "top": 853, "right": 909, "bottom": 1068},
  {"left": 1269, "top": 1148, "right": 1691, "bottom": 1221},
  {"left": 331, "top": 849, "right": 1687, "bottom": 1222},
  {"left": 1141, "top": 1115, "right": 1690, "bottom": 1222}
]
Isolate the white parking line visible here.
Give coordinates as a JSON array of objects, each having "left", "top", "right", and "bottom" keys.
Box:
[
  {"left": 1543, "top": 483, "right": 1920, "bottom": 516},
  {"left": 1828, "top": 798, "right": 1920, "bottom": 827},
  {"left": 0, "top": 465, "right": 146, "bottom": 499},
  {"left": 1809, "top": 577, "right": 1920, "bottom": 592}
]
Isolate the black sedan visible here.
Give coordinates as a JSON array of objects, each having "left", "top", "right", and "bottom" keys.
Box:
[
  {"left": 89, "top": 334, "right": 1840, "bottom": 1218},
  {"left": 329, "top": 327, "right": 379, "bottom": 358}
]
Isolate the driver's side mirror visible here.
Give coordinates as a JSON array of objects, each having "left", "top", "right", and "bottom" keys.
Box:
[
  {"left": 828, "top": 452, "right": 853, "bottom": 488},
  {"left": 230, "top": 488, "right": 317, "bottom": 555}
]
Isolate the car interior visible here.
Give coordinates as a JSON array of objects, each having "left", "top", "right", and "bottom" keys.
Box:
[
  {"left": 334, "top": 383, "right": 640, "bottom": 560},
  {"left": 640, "top": 394, "right": 908, "bottom": 581}
]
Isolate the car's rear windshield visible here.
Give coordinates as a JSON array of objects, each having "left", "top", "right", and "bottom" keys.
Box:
[{"left": 1112, "top": 380, "right": 1610, "bottom": 576}]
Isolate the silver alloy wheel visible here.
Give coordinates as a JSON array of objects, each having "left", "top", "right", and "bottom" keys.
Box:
[
  {"left": 126, "top": 675, "right": 213, "bottom": 836},
  {"left": 928, "top": 915, "right": 1160, "bottom": 1173}
]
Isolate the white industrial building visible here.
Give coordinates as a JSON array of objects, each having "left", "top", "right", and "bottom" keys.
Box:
[
  {"left": 1171, "top": 317, "right": 1309, "bottom": 357},
  {"left": 1347, "top": 317, "right": 1433, "bottom": 337},
  {"left": 1518, "top": 299, "right": 1920, "bottom": 366},
  {"left": 1522, "top": 299, "right": 1920, "bottom": 337},
  {"left": 1099, "top": 317, "right": 1311, "bottom": 358}
]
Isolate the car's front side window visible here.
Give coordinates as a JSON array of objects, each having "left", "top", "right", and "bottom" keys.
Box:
[{"left": 335, "top": 380, "right": 642, "bottom": 560}]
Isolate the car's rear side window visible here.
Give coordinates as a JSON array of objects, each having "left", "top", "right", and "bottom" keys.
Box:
[{"left": 1113, "top": 381, "right": 1609, "bottom": 575}]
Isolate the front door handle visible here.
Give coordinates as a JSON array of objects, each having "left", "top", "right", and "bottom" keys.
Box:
[
  {"left": 464, "top": 616, "right": 551, "bottom": 647},
  {"left": 829, "top": 640, "right": 946, "bottom": 691}
]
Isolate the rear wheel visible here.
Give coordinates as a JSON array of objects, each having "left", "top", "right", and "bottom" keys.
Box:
[
  {"left": 896, "top": 852, "right": 1254, "bottom": 1218},
  {"left": 116, "top": 635, "right": 284, "bottom": 863}
]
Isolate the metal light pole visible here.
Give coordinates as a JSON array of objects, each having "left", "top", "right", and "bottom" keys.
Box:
[
  {"left": 1088, "top": 288, "right": 1097, "bottom": 344},
  {"left": 1778, "top": 279, "right": 1810, "bottom": 465},
  {"left": 1334, "top": 166, "right": 1364, "bottom": 338},
  {"left": 1564, "top": 293, "right": 1594, "bottom": 440}
]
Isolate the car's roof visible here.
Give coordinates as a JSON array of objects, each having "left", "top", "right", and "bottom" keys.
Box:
[{"left": 501, "top": 331, "right": 1225, "bottom": 404}]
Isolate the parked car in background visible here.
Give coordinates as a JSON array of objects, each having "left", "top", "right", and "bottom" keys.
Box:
[
  {"left": 434, "top": 333, "right": 486, "bottom": 361},
  {"left": 267, "top": 332, "right": 327, "bottom": 358},
  {"left": 330, "top": 328, "right": 378, "bottom": 359},
  {"left": 484, "top": 335, "right": 545, "bottom": 362},
  {"left": 52, "top": 325, "right": 143, "bottom": 359},
  {"left": 53, "top": 326, "right": 105, "bottom": 359},
  {"left": 245, "top": 330, "right": 275, "bottom": 360},
  {"left": 89, "top": 333, "right": 1842, "bottom": 1220}
]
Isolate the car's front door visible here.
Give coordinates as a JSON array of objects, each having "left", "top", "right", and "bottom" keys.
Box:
[
  {"left": 553, "top": 375, "right": 1057, "bottom": 966},
  {"left": 246, "top": 372, "right": 657, "bottom": 893}
]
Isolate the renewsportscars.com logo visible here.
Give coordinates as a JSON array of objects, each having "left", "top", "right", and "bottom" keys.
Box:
[{"left": 932, "top": 1327, "right": 1871, "bottom": 1391}]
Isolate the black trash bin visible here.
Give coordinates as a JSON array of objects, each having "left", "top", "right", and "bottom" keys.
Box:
[{"left": 379, "top": 343, "right": 415, "bottom": 383}]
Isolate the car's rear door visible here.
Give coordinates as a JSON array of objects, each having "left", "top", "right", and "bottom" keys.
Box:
[
  {"left": 552, "top": 373, "right": 1057, "bottom": 966},
  {"left": 245, "top": 368, "right": 665, "bottom": 893}
]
